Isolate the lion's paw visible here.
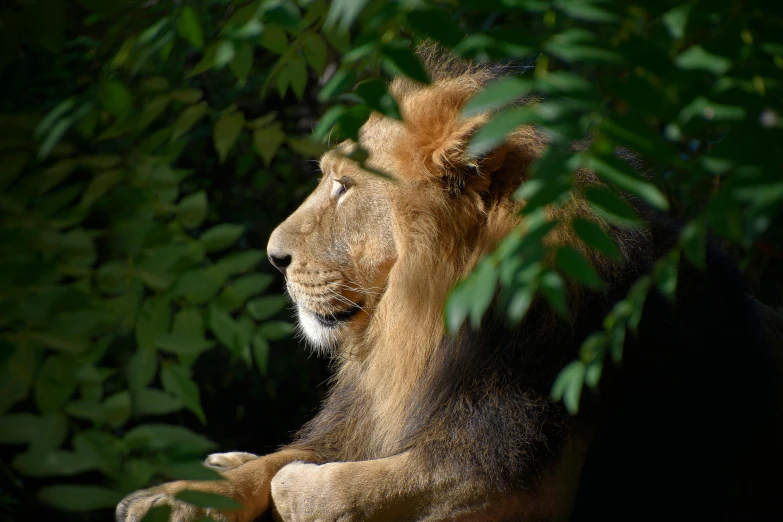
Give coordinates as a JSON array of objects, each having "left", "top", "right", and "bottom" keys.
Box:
[
  {"left": 204, "top": 451, "right": 259, "bottom": 471},
  {"left": 271, "top": 462, "right": 358, "bottom": 522},
  {"left": 116, "top": 483, "right": 241, "bottom": 522}
]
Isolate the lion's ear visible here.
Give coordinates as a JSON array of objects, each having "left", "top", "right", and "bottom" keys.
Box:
[{"left": 440, "top": 142, "right": 508, "bottom": 194}]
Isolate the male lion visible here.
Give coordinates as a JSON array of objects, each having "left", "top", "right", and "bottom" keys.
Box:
[{"left": 118, "top": 50, "right": 782, "bottom": 522}]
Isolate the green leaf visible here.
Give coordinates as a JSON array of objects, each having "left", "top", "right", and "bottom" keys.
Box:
[
  {"left": 555, "top": 246, "right": 603, "bottom": 289},
  {"left": 302, "top": 33, "right": 328, "bottom": 74},
  {"left": 214, "top": 41, "right": 236, "bottom": 70},
  {"left": 172, "top": 102, "right": 209, "bottom": 141},
  {"left": 325, "top": 0, "right": 369, "bottom": 31},
  {"left": 72, "top": 430, "right": 123, "bottom": 477},
  {"left": 257, "top": 321, "right": 294, "bottom": 341},
  {"left": 259, "top": 26, "right": 288, "bottom": 54},
  {"left": 680, "top": 221, "right": 706, "bottom": 269},
  {"left": 572, "top": 218, "right": 621, "bottom": 260},
  {"left": 674, "top": 45, "right": 731, "bottom": 75},
  {"left": 34, "top": 356, "right": 79, "bottom": 412},
  {"left": 175, "top": 490, "right": 242, "bottom": 510},
  {"left": 551, "top": 360, "right": 586, "bottom": 414},
  {"left": 584, "top": 187, "right": 641, "bottom": 228},
  {"left": 468, "top": 107, "right": 534, "bottom": 156},
  {"left": 0, "top": 413, "right": 67, "bottom": 453},
  {"left": 219, "top": 274, "right": 276, "bottom": 310},
  {"left": 253, "top": 125, "right": 286, "bottom": 166},
  {"left": 171, "top": 267, "right": 227, "bottom": 304},
  {"left": 170, "top": 89, "right": 204, "bottom": 104},
  {"left": 288, "top": 57, "right": 308, "bottom": 99},
  {"left": 161, "top": 365, "right": 206, "bottom": 423},
  {"left": 586, "top": 155, "right": 668, "bottom": 210},
  {"left": 99, "top": 80, "right": 133, "bottom": 118},
  {"left": 229, "top": 42, "right": 254, "bottom": 85},
  {"left": 215, "top": 250, "right": 265, "bottom": 277},
  {"left": 140, "top": 505, "right": 172, "bottom": 522},
  {"left": 556, "top": 0, "right": 619, "bottom": 22},
  {"left": 158, "top": 461, "right": 224, "bottom": 481},
  {"left": 540, "top": 270, "right": 569, "bottom": 317},
  {"left": 470, "top": 261, "right": 497, "bottom": 329},
  {"left": 190, "top": 43, "right": 218, "bottom": 76},
  {"left": 38, "top": 485, "right": 122, "bottom": 512},
  {"left": 252, "top": 334, "right": 270, "bottom": 375},
  {"left": 213, "top": 111, "right": 245, "bottom": 164},
  {"left": 124, "top": 424, "right": 216, "bottom": 455},
  {"left": 200, "top": 224, "right": 246, "bottom": 252},
  {"left": 585, "top": 360, "right": 603, "bottom": 389},
  {"left": 13, "top": 450, "right": 100, "bottom": 477},
  {"left": 177, "top": 7, "right": 204, "bottom": 49},
  {"left": 247, "top": 294, "right": 287, "bottom": 321},
  {"left": 662, "top": 4, "right": 690, "bottom": 39},
  {"left": 355, "top": 80, "right": 401, "bottom": 119},
  {"left": 80, "top": 169, "right": 123, "bottom": 209},
  {"left": 463, "top": 77, "right": 531, "bottom": 118},
  {"left": 406, "top": 9, "right": 463, "bottom": 47},
  {"left": 654, "top": 251, "right": 680, "bottom": 300},
  {"left": 318, "top": 69, "right": 357, "bottom": 101},
  {"left": 208, "top": 303, "right": 241, "bottom": 353},
  {"left": 177, "top": 191, "right": 208, "bottom": 229},
  {"left": 134, "top": 388, "right": 183, "bottom": 416},
  {"left": 381, "top": 44, "right": 429, "bottom": 84},
  {"left": 35, "top": 98, "right": 75, "bottom": 138},
  {"left": 135, "top": 297, "right": 172, "bottom": 350}
]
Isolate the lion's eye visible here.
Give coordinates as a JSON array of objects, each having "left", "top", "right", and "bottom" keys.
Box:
[{"left": 331, "top": 178, "right": 349, "bottom": 199}]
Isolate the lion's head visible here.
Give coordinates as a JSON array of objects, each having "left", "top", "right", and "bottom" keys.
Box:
[{"left": 268, "top": 51, "right": 563, "bottom": 357}]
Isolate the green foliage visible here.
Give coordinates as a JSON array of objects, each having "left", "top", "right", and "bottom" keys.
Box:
[{"left": 1, "top": 0, "right": 781, "bottom": 518}]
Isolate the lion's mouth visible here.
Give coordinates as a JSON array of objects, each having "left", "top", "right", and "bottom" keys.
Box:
[{"left": 311, "top": 304, "right": 362, "bottom": 327}]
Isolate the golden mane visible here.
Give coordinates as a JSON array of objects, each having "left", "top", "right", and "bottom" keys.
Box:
[{"left": 333, "top": 49, "right": 633, "bottom": 455}]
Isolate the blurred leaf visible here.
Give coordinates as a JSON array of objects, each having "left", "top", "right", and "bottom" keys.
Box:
[
  {"left": 654, "top": 251, "right": 680, "bottom": 300},
  {"left": 540, "top": 270, "right": 569, "bottom": 317},
  {"left": 162, "top": 365, "right": 206, "bottom": 423},
  {"left": 252, "top": 334, "right": 269, "bottom": 375},
  {"left": 175, "top": 490, "right": 242, "bottom": 510},
  {"left": 177, "top": 191, "right": 208, "bottom": 229},
  {"left": 134, "top": 388, "right": 183, "bottom": 416},
  {"left": 675, "top": 45, "right": 731, "bottom": 75},
  {"left": 158, "top": 462, "right": 224, "bottom": 481},
  {"left": 325, "top": 0, "right": 369, "bottom": 31},
  {"left": 177, "top": 7, "right": 204, "bottom": 49},
  {"left": 124, "top": 424, "right": 216, "bottom": 455},
  {"left": 140, "top": 506, "right": 172, "bottom": 522},
  {"left": 172, "top": 102, "right": 209, "bottom": 141},
  {"left": 584, "top": 187, "right": 641, "bottom": 228},
  {"left": 259, "top": 26, "right": 288, "bottom": 54},
  {"left": 247, "top": 294, "right": 287, "bottom": 321},
  {"left": 13, "top": 450, "right": 99, "bottom": 477},
  {"left": 355, "top": 80, "right": 401, "bottom": 119},
  {"left": 302, "top": 33, "right": 328, "bottom": 74},
  {"left": 556, "top": 246, "right": 603, "bottom": 289},
  {"left": 213, "top": 111, "right": 245, "bottom": 164},
  {"left": 258, "top": 321, "right": 294, "bottom": 341},
  {"left": 463, "top": 77, "right": 531, "bottom": 118},
  {"left": 38, "top": 485, "right": 122, "bottom": 512},
  {"left": 572, "top": 218, "right": 621, "bottom": 260},
  {"left": 587, "top": 154, "right": 668, "bottom": 210},
  {"left": 288, "top": 57, "right": 308, "bottom": 99},
  {"left": 556, "top": 0, "right": 619, "bottom": 22},
  {"left": 469, "top": 107, "right": 534, "bottom": 155},
  {"left": 215, "top": 250, "right": 265, "bottom": 277},
  {"left": 253, "top": 125, "right": 286, "bottom": 166},
  {"left": 680, "top": 221, "right": 706, "bottom": 269},
  {"left": 200, "top": 224, "right": 246, "bottom": 252},
  {"left": 551, "top": 360, "right": 585, "bottom": 414},
  {"left": 99, "top": 80, "right": 133, "bottom": 118},
  {"left": 318, "top": 69, "right": 357, "bottom": 101},
  {"left": 407, "top": 9, "right": 463, "bottom": 47},
  {"left": 470, "top": 261, "right": 497, "bottom": 329},
  {"left": 662, "top": 4, "right": 690, "bottom": 39},
  {"left": 230, "top": 43, "right": 254, "bottom": 85},
  {"left": 381, "top": 44, "right": 429, "bottom": 84}
]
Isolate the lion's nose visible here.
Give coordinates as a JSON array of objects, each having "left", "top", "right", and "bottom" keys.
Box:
[{"left": 268, "top": 251, "right": 292, "bottom": 274}]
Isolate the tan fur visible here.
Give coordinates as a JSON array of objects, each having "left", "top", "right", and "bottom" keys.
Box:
[{"left": 118, "top": 52, "right": 614, "bottom": 522}]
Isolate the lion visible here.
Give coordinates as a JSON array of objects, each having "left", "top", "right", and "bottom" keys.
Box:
[{"left": 117, "top": 49, "right": 783, "bottom": 522}]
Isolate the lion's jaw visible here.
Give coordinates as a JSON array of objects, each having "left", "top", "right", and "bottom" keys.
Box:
[{"left": 267, "top": 144, "right": 398, "bottom": 354}]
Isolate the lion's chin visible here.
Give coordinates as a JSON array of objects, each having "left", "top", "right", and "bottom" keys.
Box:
[{"left": 295, "top": 304, "right": 361, "bottom": 354}]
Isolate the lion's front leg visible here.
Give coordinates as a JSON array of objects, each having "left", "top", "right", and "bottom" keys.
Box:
[
  {"left": 270, "top": 437, "right": 590, "bottom": 522},
  {"left": 117, "top": 448, "right": 317, "bottom": 522}
]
